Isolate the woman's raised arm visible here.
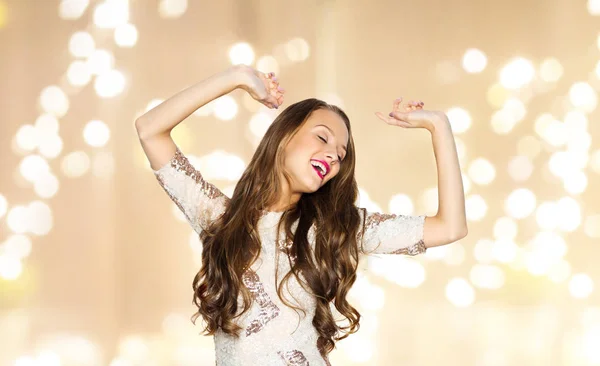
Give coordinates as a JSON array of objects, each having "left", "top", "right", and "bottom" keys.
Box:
[{"left": 135, "top": 65, "right": 284, "bottom": 171}]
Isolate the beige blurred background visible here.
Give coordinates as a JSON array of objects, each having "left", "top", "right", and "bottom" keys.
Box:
[{"left": 1, "top": 0, "right": 600, "bottom": 365}]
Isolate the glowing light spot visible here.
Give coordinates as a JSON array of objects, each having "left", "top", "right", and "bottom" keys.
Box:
[
  {"left": 491, "top": 109, "right": 517, "bottom": 135},
  {"left": 469, "top": 264, "right": 505, "bottom": 289},
  {"left": 507, "top": 155, "right": 533, "bottom": 182},
  {"left": 493, "top": 217, "right": 518, "bottom": 240},
  {"left": 67, "top": 60, "right": 92, "bottom": 86},
  {"left": 15, "top": 125, "right": 39, "bottom": 151},
  {"left": 40, "top": 86, "right": 70, "bottom": 118},
  {"left": 19, "top": 155, "right": 50, "bottom": 183},
  {"left": 0, "top": 254, "right": 22, "bottom": 280},
  {"left": 229, "top": 42, "right": 255, "bottom": 66},
  {"left": 94, "top": 69, "right": 126, "bottom": 98},
  {"left": 83, "top": 120, "right": 110, "bottom": 147},
  {"left": 588, "top": 0, "right": 600, "bottom": 15},
  {"left": 38, "top": 133, "right": 63, "bottom": 159},
  {"left": 584, "top": 214, "right": 600, "bottom": 238},
  {"left": 569, "top": 82, "right": 597, "bottom": 113},
  {"left": 499, "top": 57, "right": 535, "bottom": 89},
  {"left": 93, "top": 0, "right": 129, "bottom": 29},
  {"left": 446, "top": 107, "right": 471, "bottom": 134},
  {"left": 6, "top": 205, "right": 28, "bottom": 234},
  {"left": 539, "top": 58, "right": 563, "bottom": 82},
  {"left": 445, "top": 278, "right": 475, "bottom": 307},
  {"left": 4, "top": 234, "right": 32, "bottom": 259},
  {"left": 569, "top": 273, "right": 594, "bottom": 299},
  {"left": 86, "top": 49, "right": 115, "bottom": 75},
  {"left": 34, "top": 172, "right": 59, "bottom": 199},
  {"left": 487, "top": 83, "right": 509, "bottom": 109},
  {"left": 27, "top": 201, "right": 53, "bottom": 236},
  {"left": 256, "top": 55, "right": 280, "bottom": 75},
  {"left": 35, "top": 113, "right": 60, "bottom": 135},
  {"left": 505, "top": 188, "right": 536, "bottom": 219},
  {"left": 197, "top": 151, "right": 245, "bottom": 181},
  {"left": 465, "top": 194, "right": 487, "bottom": 221},
  {"left": 492, "top": 238, "right": 519, "bottom": 264},
  {"left": 462, "top": 48, "right": 487, "bottom": 73},
  {"left": 69, "top": 31, "right": 95, "bottom": 58},
  {"left": 285, "top": 38, "right": 310, "bottom": 62},
  {"left": 248, "top": 112, "right": 274, "bottom": 140},
  {"left": 61, "top": 151, "right": 91, "bottom": 178},
  {"left": 468, "top": 158, "right": 496, "bottom": 185},
  {"left": 213, "top": 95, "right": 238, "bottom": 121},
  {"left": 555, "top": 197, "right": 581, "bottom": 232},
  {"left": 159, "top": 0, "right": 188, "bottom": 18},
  {"left": 59, "top": 0, "right": 90, "bottom": 20},
  {"left": 388, "top": 194, "right": 416, "bottom": 215},
  {"left": 563, "top": 170, "right": 587, "bottom": 195},
  {"left": 536, "top": 202, "right": 560, "bottom": 230},
  {"left": 547, "top": 260, "right": 571, "bottom": 283},
  {"left": 114, "top": 23, "right": 138, "bottom": 47}
]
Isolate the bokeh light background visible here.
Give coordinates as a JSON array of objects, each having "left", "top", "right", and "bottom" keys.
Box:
[{"left": 1, "top": 0, "right": 600, "bottom": 365}]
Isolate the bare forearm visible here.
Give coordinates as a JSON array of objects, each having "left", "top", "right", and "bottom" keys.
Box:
[
  {"left": 135, "top": 66, "right": 243, "bottom": 139},
  {"left": 429, "top": 114, "right": 467, "bottom": 238}
]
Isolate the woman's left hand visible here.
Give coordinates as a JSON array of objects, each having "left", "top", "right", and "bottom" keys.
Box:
[{"left": 375, "top": 97, "right": 444, "bottom": 132}]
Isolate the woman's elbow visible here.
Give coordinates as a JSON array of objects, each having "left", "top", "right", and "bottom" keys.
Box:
[
  {"left": 453, "top": 225, "right": 468, "bottom": 241},
  {"left": 135, "top": 117, "right": 165, "bottom": 141}
]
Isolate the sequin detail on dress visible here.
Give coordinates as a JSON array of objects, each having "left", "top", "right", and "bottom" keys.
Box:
[
  {"left": 277, "top": 350, "right": 310, "bottom": 365},
  {"left": 242, "top": 270, "right": 281, "bottom": 336},
  {"left": 168, "top": 147, "right": 224, "bottom": 199},
  {"left": 153, "top": 147, "right": 228, "bottom": 234},
  {"left": 388, "top": 239, "right": 427, "bottom": 255},
  {"left": 277, "top": 238, "right": 297, "bottom": 263},
  {"left": 358, "top": 209, "right": 427, "bottom": 256}
]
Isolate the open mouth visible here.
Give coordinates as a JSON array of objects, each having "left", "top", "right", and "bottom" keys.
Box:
[
  {"left": 310, "top": 160, "right": 328, "bottom": 180},
  {"left": 312, "top": 164, "right": 324, "bottom": 179}
]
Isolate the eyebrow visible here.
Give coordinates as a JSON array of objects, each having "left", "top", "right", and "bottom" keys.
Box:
[{"left": 315, "top": 124, "right": 348, "bottom": 153}]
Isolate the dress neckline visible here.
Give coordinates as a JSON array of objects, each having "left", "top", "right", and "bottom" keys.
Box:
[{"left": 260, "top": 210, "right": 285, "bottom": 216}]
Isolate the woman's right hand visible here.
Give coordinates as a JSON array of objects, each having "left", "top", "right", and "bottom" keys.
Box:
[{"left": 235, "top": 65, "right": 285, "bottom": 109}]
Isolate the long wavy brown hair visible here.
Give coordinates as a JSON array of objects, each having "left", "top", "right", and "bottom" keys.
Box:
[{"left": 191, "top": 98, "right": 364, "bottom": 358}]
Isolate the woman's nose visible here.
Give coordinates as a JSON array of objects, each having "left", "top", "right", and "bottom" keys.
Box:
[{"left": 325, "top": 152, "right": 337, "bottom": 165}]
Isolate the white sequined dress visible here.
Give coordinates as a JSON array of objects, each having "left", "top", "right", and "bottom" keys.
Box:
[{"left": 152, "top": 146, "right": 427, "bottom": 366}]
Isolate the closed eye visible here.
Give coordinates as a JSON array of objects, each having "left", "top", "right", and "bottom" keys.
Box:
[{"left": 318, "top": 136, "right": 344, "bottom": 163}]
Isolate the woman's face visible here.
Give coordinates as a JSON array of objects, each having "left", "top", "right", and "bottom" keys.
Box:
[{"left": 282, "top": 108, "right": 349, "bottom": 194}]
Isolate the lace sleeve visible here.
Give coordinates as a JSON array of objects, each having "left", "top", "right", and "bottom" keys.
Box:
[
  {"left": 152, "top": 146, "right": 229, "bottom": 235},
  {"left": 357, "top": 207, "right": 427, "bottom": 256}
]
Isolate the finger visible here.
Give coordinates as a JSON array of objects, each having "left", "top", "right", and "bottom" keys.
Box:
[
  {"left": 267, "top": 94, "right": 279, "bottom": 105},
  {"left": 393, "top": 98, "right": 403, "bottom": 112},
  {"left": 375, "top": 112, "right": 400, "bottom": 126}
]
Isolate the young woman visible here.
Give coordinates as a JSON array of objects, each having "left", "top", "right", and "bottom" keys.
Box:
[{"left": 135, "top": 65, "right": 467, "bottom": 365}]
